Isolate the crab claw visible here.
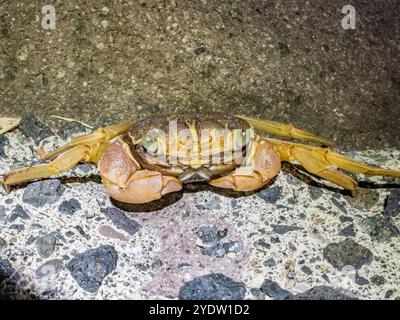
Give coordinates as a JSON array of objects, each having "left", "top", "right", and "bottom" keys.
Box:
[
  {"left": 99, "top": 139, "right": 182, "bottom": 204},
  {"left": 104, "top": 170, "right": 182, "bottom": 204},
  {"left": 209, "top": 137, "right": 281, "bottom": 192}
]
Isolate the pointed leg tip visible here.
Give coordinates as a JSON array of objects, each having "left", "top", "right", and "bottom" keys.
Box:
[{"left": 0, "top": 178, "right": 11, "bottom": 193}]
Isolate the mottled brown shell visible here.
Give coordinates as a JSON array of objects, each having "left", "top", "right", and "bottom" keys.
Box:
[
  {"left": 123, "top": 112, "right": 251, "bottom": 181},
  {"left": 128, "top": 112, "right": 250, "bottom": 140}
]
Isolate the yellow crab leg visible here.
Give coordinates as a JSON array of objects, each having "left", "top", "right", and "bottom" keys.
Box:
[
  {"left": 237, "top": 115, "right": 334, "bottom": 146},
  {"left": 1, "top": 141, "right": 111, "bottom": 192},
  {"left": 43, "top": 120, "right": 135, "bottom": 160},
  {"left": 1, "top": 146, "right": 87, "bottom": 192},
  {"left": 268, "top": 139, "right": 400, "bottom": 190}
]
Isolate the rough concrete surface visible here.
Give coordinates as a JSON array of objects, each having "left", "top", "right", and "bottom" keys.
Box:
[{"left": 0, "top": 0, "right": 399, "bottom": 300}]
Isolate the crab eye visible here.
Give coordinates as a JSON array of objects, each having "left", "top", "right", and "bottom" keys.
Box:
[
  {"left": 233, "top": 130, "right": 250, "bottom": 149},
  {"left": 140, "top": 130, "right": 159, "bottom": 155}
]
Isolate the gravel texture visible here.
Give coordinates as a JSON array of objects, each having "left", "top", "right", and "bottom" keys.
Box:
[{"left": 1, "top": 0, "right": 399, "bottom": 151}]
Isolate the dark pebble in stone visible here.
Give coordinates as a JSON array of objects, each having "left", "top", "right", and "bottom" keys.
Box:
[
  {"left": 250, "top": 288, "right": 265, "bottom": 299},
  {"left": 370, "top": 275, "right": 386, "bottom": 286},
  {"left": 75, "top": 225, "right": 90, "bottom": 239},
  {"left": 271, "top": 224, "right": 302, "bottom": 235},
  {"left": 287, "top": 286, "right": 357, "bottom": 300},
  {"left": 323, "top": 239, "right": 373, "bottom": 270},
  {"left": 383, "top": 190, "right": 400, "bottom": 217},
  {"left": 301, "top": 266, "right": 312, "bottom": 275},
  {"left": 177, "top": 263, "right": 192, "bottom": 270},
  {"left": 35, "top": 259, "right": 64, "bottom": 279},
  {"left": 385, "top": 290, "right": 394, "bottom": 299},
  {"left": 65, "top": 230, "right": 75, "bottom": 238},
  {"left": 179, "top": 273, "right": 246, "bottom": 300},
  {"left": 331, "top": 198, "right": 348, "bottom": 213},
  {"left": 0, "top": 206, "right": 6, "bottom": 220},
  {"left": 322, "top": 274, "right": 330, "bottom": 284},
  {"left": 36, "top": 235, "right": 57, "bottom": 258},
  {"left": 8, "top": 204, "right": 30, "bottom": 222},
  {"left": 348, "top": 188, "right": 379, "bottom": 210},
  {"left": 308, "top": 186, "right": 323, "bottom": 200},
  {"left": 271, "top": 236, "right": 280, "bottom": 243},
  {"left": 196, "top": 225, "right": 226, "bottom": 244},
  {"left": 103, "top": 207, "right": 141, "bottom": 236},
  {"left": 196, "top": 196, "right": 221, "bottom": 211},
  {"left": 263, "top": 258, "right": 276, "bottom": 267},
  {"left": 338, "top": 224, "right": 356, "bottom": 237},
  {"left": 58, "top": 198, "right": 81, "bottom": 215},
  {"left": 22, "top": 179, "right": 65, "bottom": 208},
  {"left": 67, "top": 245, "right": 118, "bottom": 293},
  {"left": 260, "top": 279, "right": 292, "bottom": 300},
  {"left": 152, "top": 259, "right": 163, "bottom": 268},
  {"left": 339, "top": 216, "right": 354, "bottom": 223},
  {"left": 57, "top": 121, "right": 89, "bottom": 140},
  {"left": 0, "top": 258, "right": 16, "bottom": 283},
  {"left": 19, "top": 115, "right": 53, "bottom": 144},
  {"left": 74, "top": 163, "right": 93, "bottom": 174},
  {"left": 196, "top": 225, "right": 241, "bottom": 257},
  {"left": 362, "top": 215, "right": 399, "bottom": 240},
  {"left": 0, "top": 135, "right": 8, "bottom": 157},
  {"left": 278, "top": 42, "right": 290, "bottom": 56},
  {"left": 286, "top": 175, "right": 302, "bottom": 186},
  {"left": 256, "top": 186, "right": 281, "bottom": 204},
  {"left": 9, "top": 224, "right": 25, "bottom": 231},
  {"left": 256, "top": 239, "right": 271, "bottom": 249},
  {"left": 201, "top": 240, "right": 243, "bottom": 258},
  {"left": 26, "top": 235, "right": 37, "bottom": 245},
  {"left": 355, "top": 273, "right": 370, "bottom": 286},
  {"left": 194, "top": 46, "right": 206, "bottom": 56},
  {"left": 0, "top": 237, "right": 7, "bottom": 250}
]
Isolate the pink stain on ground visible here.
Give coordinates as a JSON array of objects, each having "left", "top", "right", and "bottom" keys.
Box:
[
  {"left": 98, "top": 225, "right": 128, "bottom": 241},
  {"left": 129, "top": 199, "right": 249, "bottom": 298}
]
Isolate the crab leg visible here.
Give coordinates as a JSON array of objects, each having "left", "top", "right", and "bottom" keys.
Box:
[
  {"left": 209, "top": 137, "right": 281, "bottom": 191},
  {"left": 99, "top": 139, "right": 182, "bottom": 204},
  {"left": 1, "top": 145, "right": 95, "bottom": 192},
  {"left": 0, "top": 121, "right": 129, "bottom": 192},
  {"left": 237, "top": 115, "right": 333, "bottom": 146},
  {"left": 268, "top": 139, "right": 400, "bottom": 190},
  {"left": 43, "top": 120, "right": 135, "bottom": 160}
]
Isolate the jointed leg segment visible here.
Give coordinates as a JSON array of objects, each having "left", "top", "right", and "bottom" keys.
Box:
[
  {"left": 268, "top": 138, "right": 400, "bottom": 191},
  {"left": 1, "top": 120, "right": 134, "bottom": 192},
  {"left": 238, "top": 115, "right": 334, "bottom": 146},
  {"left": 43, "top": 120, "right": 135, "bottom": 160}
]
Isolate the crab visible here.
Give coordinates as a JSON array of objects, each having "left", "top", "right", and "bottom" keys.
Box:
[{"left": 1, "top": 113, "right": 399, "bottom": 203}]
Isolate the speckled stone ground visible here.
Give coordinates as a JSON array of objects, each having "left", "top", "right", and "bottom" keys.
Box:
[
  {"left": 0, "top": 121, "right": 399, "bottom": 300},
  {"left": 1, "top": 0, "right": 400, "bottom": 300}
]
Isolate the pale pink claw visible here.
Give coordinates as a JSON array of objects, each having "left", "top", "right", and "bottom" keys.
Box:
[
  {"left": 209, "top": 138, "right": 281, "bottom": 192},
  {"left": 99, "top": 140, "right": 182, "bottom": 204}
]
